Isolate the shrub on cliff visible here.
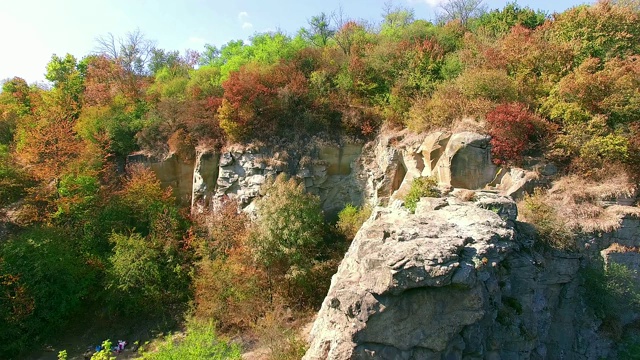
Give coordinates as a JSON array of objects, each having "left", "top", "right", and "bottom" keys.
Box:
[
  {"left": 337, "top": 203, "right": 373, "bottom": 241},
  {"left": 487, "top": 102, "right": 551, "bottom": 166},
  {"left": 404, "top": 177, "right": 439, "bottom": 213},
  {"left": 518, "top": 189, "right": 574, "bottom": 250}
]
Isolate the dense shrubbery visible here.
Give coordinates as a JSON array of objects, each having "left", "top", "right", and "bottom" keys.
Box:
[
  {"left": 193, "top": 199, "right": 268, "bottom": 330},
  {"left": 1, "top": 1, "right": 640, "bottom": 357},
  {"left": 250, "top": 174, "right": 341, "bottom": 307},
  {"left": 0, "top": 145, "right": 31, "bottom": 206},
  {"left": 0, "top": 227, "right": 97, "bottom": 356}
]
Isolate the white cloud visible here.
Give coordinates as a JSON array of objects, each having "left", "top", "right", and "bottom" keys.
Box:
[{"left": 238, "top": 11, "right": 253, "bottom": 30}]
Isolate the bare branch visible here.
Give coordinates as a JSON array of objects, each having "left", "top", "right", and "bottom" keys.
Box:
[{"left": 436, "top": 0, "right": 486, "bottom": 26}]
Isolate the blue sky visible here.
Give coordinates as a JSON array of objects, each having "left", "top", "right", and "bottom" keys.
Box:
[{"left": 0, "top": 0, "right": 590, "bottom": 83}]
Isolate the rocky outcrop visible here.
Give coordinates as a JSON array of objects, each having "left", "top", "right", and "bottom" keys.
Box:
[
  {"left": 212, "top": 142, "right": 364, "bottom": 215},
  {"left": 129, "top": 141, "right": 366, "bottom": 215},
  {"left": 130, "top": 131, "right": 558, "bottom": 212},
  {"left": 304, "top": 192, "right": 612, "bottom": 360},
  {"left": 355, "top": 131, "right": 548, "bottom": 207}
]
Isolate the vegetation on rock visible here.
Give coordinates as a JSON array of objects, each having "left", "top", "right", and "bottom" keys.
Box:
[
  {"left": 404, "top": 177, "right": 440, "bottom": 213},
  {"left": 0, "top": 0, "right": 639, "bottom": 357}
]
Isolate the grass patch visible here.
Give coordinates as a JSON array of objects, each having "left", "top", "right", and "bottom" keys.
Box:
[{"left": 140, "top": 320, "right": 241, "bottom": 360}]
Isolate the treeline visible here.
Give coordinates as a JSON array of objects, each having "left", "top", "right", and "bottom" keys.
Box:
[{"left": 1, "top": 0, "right": 640, "bottom": 357}]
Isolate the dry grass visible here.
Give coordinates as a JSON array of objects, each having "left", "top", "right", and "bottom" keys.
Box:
[
  {"left": 451, "top": 117, "right": 487, "bottom": 134},
  {"left": 528, "top": 173, "right": 639, "bottom": 233},
  {"left": 605, "top": 243, "right": 640, "bottom": 254},
  {"left": 549, "top": 173, "right": 637, "bottom": 203},
  {"left": 455, "top": 189, "right": 477, "bottom": 202}
]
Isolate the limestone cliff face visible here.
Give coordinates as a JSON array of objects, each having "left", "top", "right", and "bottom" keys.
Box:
[
  {"left": 128, "top": 131, "right": 543, "bottom": 212},
  {"left": 211, "top": 142, "right": 364, "bottom": 215},
  {"left": 128, "top": 140, "right": 365, "bottom": 215},
  {"left": 127, "top": 152, "right": 200, "bottom": 205},
  {"left": 303, "top": 193, "right": 617, "bottom": 360}
]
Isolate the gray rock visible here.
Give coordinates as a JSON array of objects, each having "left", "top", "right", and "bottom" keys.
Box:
[
  {"left": 304, "top": 192, "right": 612, "bottom": 360},
  {"left": 219, "top": 152, "right": 234, "bottom": 167}
]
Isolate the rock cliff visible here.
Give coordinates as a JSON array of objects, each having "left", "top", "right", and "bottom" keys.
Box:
[
  {"left": 127, "top": 131, "right": 639, "bottom": 359},
  {"left": 129, "top": 131, "right": 544, "bottom": 214},
  {"left": 303, "top": 191, "right": 634, "bottom": 360},
  {"left": 128, "top": 140, "right": 364, "bottom": 215}
]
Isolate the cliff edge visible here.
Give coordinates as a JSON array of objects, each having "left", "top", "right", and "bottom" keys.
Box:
[{"left": 304, "top": 191, "right": 614, "bottom": 359}]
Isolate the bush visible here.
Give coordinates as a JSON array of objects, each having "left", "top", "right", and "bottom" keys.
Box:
[
  {"left": 193, "top": 199, "right": 268, "bottom": 329},
  {"left": 337, "top": 204, "right": 372, "bottom": 241},
  {"left": 519, "top": 189, "right": 574, "bottom": 250},
  {"left": 487, "top": 102, "right": 550, "bottom": 165},
  {"left": 455, "top": 68, "right": 518, "bottom": 103},
  {"left": 194, "top": 253, "right": 268, "bottom": 331},
  {"left": 250, "top": 173, "right": 335, "bottom": 307},
  {"left": 0, "top": 227, "right": 96, "bottom": 357},
  {"left": 404, "top": 177, "right": 439, "bottom": 213},
  {"left": 90, "top": 340, "right": 116, "bottom": 360},
  {"left": 141, "top": 320, "right": 241, "bottom": 360},
  {"left": 253, "top": 306, "right": 308, "bottom": 360},
  {"left": 405, "top": 83, "right": 495, "bottom": 132},
  {"left": 252, "top": 174, "right": 325, "bottom": 269}
]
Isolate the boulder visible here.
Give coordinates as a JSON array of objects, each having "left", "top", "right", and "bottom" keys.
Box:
[
  {"left": 304, "top": 192, "right": 611, "bottom": 360},
  {"left": 435, "top": 132, "right": 496, "bottom": 190}
]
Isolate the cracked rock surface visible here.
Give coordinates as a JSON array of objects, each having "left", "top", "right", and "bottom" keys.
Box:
[{"left": 303, "top": 192, "right": 610, "bottom": 360}]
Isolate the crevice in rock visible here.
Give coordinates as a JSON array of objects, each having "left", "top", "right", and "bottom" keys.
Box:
[
  {"left": 430, "top": 135, "right": 450, "bottom": 171},
  {"left": 391, "top": 162, "right": 407, "bottom": 193},
  {"left": 413, "top": 152, "right": 425, "bottom": 174},
  {"left": 210, "top": 151, "right": 221, "bottom": 193}
]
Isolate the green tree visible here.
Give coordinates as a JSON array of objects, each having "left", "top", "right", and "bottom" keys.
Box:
[
  {"left": 0, "top": 227, "right": 96, "bottom": 357},
  {"left": 475, "top": 2, "right": 547, "bottom": 36},
  {"left": 301, "top": 12, "right": 335, "bottom": 47},
  {"left": 250, "top": 174, "right": 328, "bottom": 304},
  {"left": 548, "top": 2, "right": 640, "bottom": 64}
]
